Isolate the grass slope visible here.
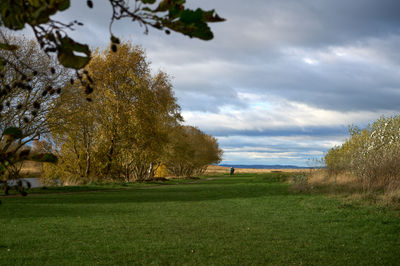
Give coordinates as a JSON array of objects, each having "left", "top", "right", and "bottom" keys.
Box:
[{"left": 0, "top": 173, "right": 399, "bottom": 265}]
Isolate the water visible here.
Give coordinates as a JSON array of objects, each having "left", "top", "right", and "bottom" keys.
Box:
[
  {"left": 219, "top": 164, "right": 312, "bottom": 169},
  {"left": 7, "top": 178, "right": 43, "bottom": 188}
]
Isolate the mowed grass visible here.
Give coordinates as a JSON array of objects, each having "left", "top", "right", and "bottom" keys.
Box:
[{"left": 1, "top": 174, "right": 399, "bottom": 265}]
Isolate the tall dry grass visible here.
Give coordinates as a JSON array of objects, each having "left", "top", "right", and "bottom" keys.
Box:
[{"left": 294, "top": 169, "right": 400, "bottom": 209}]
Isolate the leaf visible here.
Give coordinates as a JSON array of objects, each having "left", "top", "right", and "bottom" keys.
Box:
[
  {"left": 110, "top": 35, "right": 120, "bottom": 44},
  {"left": 86, "top": 0, "right": 93, "bottom": 8},
  {"left": 1, "top": 0, "right": 70, "bottom": 29},
  {"left": 28, "top": 0, "right": 45, "bottom": 8},
  {"left": 153, "top": 0, "right": 185, "bottom": 12},
  {"left": 58, "top": 52, "right": 91, "bottom": 69},
  {"left": 179, "top": 9, "right": 203, "bottom": 24},
  {"left": 0, "top": 6, "right": 25, "bottom": 30},
  {"left": 147, "top": 5, "right": 224, "bottom": 40},
  {"left": 141, "top": 0, "right": 157, "bottom": 3},
  {"left": 0, "top": 42, "right": 18, "bottom": 51},
  {"left": 202, "top": 10, "right": 225, "bottom": 22},
  {"left": 163, "top": 19, "right": 213, "bottom": 40},
  {"left": 31, "top": 153, "right": 58, "bottom": 163},
  {"left": 60, "top": 36, "right": 90, "bottom": 54},
  {"left": 58, "top": 0, "right": 71, "bottom": 11},
  {"left": 57, "top": 36, "right": 91, "bottom": 69},
  {"left": 3, "top": 127, "right": 23, "bottom": 139}
]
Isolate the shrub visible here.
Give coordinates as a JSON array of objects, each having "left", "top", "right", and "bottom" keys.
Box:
[{"left": 325, "top": 116, "right": 400, "bottom": 192}]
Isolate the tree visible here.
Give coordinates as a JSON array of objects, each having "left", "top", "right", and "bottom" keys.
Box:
[
  {"left": 0, "top": 35, "right": 67, "bottom": 196},
  {"left": 163, "top": 125, "right": 222, "bottom": 177},
  {"left": 45, "top": 43, "right": 183, "bottom": 183},
  {"left": 123, "top": 71, "right": 183, "bottom": 181},
  {"left": 45, "top": 84, "right": 96, "bottom": 184}
]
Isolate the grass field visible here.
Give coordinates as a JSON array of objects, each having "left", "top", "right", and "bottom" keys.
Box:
[{"left": 1, "top": 173, "right": 399, "bottom": 265}]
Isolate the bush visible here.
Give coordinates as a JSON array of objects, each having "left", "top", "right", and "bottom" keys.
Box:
[{"left": 325, "top": 116, "right": 400, "bottom": 192}]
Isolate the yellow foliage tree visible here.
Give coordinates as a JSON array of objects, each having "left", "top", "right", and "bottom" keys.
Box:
[
  {"left": 45, "top": 43, "right": 182, "bottom": 183},
  {"left": 163, "top": 125, "right": 223, "bottom": 177}
]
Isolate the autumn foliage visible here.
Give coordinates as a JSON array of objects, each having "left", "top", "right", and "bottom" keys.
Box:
[
  {"left": 325, "top": 116, "right": 400, "bottom": 192},
  {"left": 42, "top": 43, "right": 222, "bottom": 184},
  {"left": 0, "top": 1, "right": 224, "bottom": 194}
]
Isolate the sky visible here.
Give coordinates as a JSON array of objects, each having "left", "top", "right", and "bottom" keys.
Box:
[{"left": 47, "top": 0, "right": 400, "bottom": 166}]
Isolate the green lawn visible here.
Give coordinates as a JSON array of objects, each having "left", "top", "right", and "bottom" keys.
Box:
[{"left": 1, "top": 173, "right": 399, "bottom": 265}]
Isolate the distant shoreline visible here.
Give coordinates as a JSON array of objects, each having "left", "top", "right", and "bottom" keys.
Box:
[
  {"left": 206, "top": 165, "right": 311, "bottom": 174},
  {"left": 218, "top": 164, "right": 312, "bottom": 169}
]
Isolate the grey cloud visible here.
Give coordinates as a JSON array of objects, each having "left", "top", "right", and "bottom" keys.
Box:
[
  {"left": 56, "top": 0, "right": 400, "bottom": 114},
  {"left": 218, "top": 0, "right": 400, "bottom": 48},
  {"left": 216, "top": 134, "right": 338, "bottom": 165},
  {"left": 57, "top": 0, "right": 400, "bottom": 59},
  {"left": 233, "top": 56, "right": 400, "bottom": 112},
  {"left": 205, "top": 125, "right": 348, "bottom": 138}
]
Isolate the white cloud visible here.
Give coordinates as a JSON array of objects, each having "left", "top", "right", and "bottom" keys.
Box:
[{"left": 182, "top": 97, "right": 386, "bottom": 133}]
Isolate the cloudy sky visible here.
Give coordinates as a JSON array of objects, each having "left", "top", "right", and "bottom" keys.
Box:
[{"left": 50, "top": 0, "right": 400, "bottom": 166}]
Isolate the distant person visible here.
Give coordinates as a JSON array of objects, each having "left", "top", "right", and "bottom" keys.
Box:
[{"left": 230, "top": 167, "right": 235, "bottom": 175}]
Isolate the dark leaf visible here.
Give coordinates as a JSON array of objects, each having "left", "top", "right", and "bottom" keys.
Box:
[
  {"left": 57, "top": 37, "right": 91, "bottom": 69},
  {"left": 31, "top": 153, "right": 58, "bottom": 163},
  {"left": 202, "top": 10, "right": 226, "bottom": 22},
  {"left": 3, "top": 127, "right": 23, "bottom": 139},
  {"left": 0, "top": 42, "right": 18, "bottom": 51},
  {"left": 87, "top": 0, "right": 93, "bottom": 8},
  {"left": 110, "top": 35, "right": 120, "bottom": 44},
  {"left": 179, "top": 9, "right": 203, "bottom": 24},
  {"left": 141, "top": 0, "right": 157, "bottom": 4},
  {"left": 19, "top": 149, "right": 31, "bottom": 158},
  {"left": 59, "top": 0, "right": 71, "bottom": 11},
  {"left": 85, "top": 85, "right": 93, "bottom": 94},
  {"left": 33, "top": 101, "right": 41, "bottom": 109}
]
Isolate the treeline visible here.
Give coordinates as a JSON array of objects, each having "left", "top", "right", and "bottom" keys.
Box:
[
  {"left": 325, "top": 116, "right": 400, "bottom": 192},
  {"left": 0, "top": 36, "right": 222, "bottom": 185},
  {"left": 37, "top": 43, "right": 222, "bottom": 184}
]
